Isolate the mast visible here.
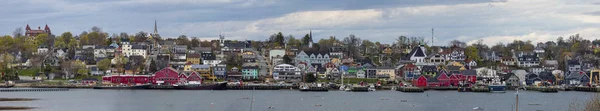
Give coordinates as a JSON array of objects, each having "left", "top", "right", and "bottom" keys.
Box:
[{"left": 431, "top": 28, "right": 434, "bottom": 46}]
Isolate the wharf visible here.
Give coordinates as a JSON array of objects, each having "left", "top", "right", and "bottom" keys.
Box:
[
  {"left": 28, "top": 85, "right": 93, "bottom": 89},
  {"left": 147, "top": 85, "right": 175, "bottom": 89},
  {"left": 226, "top": 85, "right": 297, "bottom": 90},
  {"left": 427, "top": 87, "right": 458, "bottom": 90},
  {"left": 350, "top": 86, "right": 369, "bottom": 92},
  {"left": 299, "top": 87, "right": 328, "bottom": 92},
  {"left": 396, "top": 87, "right": 424, "bottom": 92},
  {"left": 573, "top": 87, "right": 600, "bottom": 92},
  {"left": 0, "top": 88, "right": 69, "bottom": 92},
  {"left": 526, "top": 86, "right": 559, "bottom": 93}
]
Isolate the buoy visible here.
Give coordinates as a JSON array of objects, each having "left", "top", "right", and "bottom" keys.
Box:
[{"left": 268, "top": 106, "right": 274, "bottom": 109}]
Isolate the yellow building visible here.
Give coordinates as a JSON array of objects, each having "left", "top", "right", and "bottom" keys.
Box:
[
  {"left": 448, "top": 61, "right": 467, "bottom": 70},
  {"left": 186, "top": 54, "right": 201, "bottom": 64},
  {"left": 591, "top": 69, "right": 600, "bottom": 84}
]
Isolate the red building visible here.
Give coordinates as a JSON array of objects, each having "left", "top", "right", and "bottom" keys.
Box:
[
  {"left": 102, "top": 75, "right": 151, "bottom": 85},
  {"left": 449, "top": 75, "right": 459, "bottom": 86},
  {"left": 187, "top": 72, "right": 202, "bottom": 82},
  {"left": 437, "top": 73, "right": 450, "bottom": 87},
  {"left": 153, "top": 67, "right": 180, "bottom": 85},
  {"left": 25, "top": 24, "right": 51, "bottom": 37},
  {"left": 413, "top": 75, "right": 428, "bottom": 87},
  {"left": 178, "top": 73, "right": 188, "bottom": 83}
]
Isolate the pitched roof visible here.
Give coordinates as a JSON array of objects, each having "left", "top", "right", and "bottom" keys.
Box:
[
  {"left": 408, "top": 46, "right": 426, "bottom": 58},
  {"left": 461, "top": 70, "right": 477, "bottom": 76},
  {"left": 422, "top": 65, "right": 437, "bottom": 72}
]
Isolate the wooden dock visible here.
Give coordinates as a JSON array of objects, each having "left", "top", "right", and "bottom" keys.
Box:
[
  {"left": 396, "top": 87, "right": 424, "bottom": 92},
  {"left": 471, "top": 87, "right": 491, "bottom": 92},
  {"left": 526, "top": 86, "right": 559, "bottom": 93},
  {"left": 427, "top": 87, "right": 458, "bottom": 90},
  {"left": 226, "top": 85, "right": 297, "bottom": 90},
  {"left": 0, "top": 88, "right": 69, "bottom": 92},
  {"left": 573, "top": 87, "right": 600, "bottom": 92}
]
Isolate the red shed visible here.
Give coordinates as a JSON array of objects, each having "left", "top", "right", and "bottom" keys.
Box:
[
  {"left": 413, "top": 75, "right": 428, "bottom": 87},
  {"left": 153, "top": 67, "right": 180, "bottom": 85},
  {"left": 449, "top": 75, "right": 459, "bottom": 86},
  {"left": 437, "top": 73, "right": 450, "bottom": 87},
  {"left": 178, "top": 73, "right": 188, "bottom": 83},
  {"left": 187, "top": 72, "right": 202, "bottom": 82}
]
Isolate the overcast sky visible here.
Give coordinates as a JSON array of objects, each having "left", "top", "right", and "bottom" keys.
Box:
[{"left": 2, "top": 0, "right": 600, "bottom": 46}]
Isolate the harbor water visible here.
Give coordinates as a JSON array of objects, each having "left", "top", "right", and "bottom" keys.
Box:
[{"left": 0, "top": 89, "right": 595, "bottom": 111}]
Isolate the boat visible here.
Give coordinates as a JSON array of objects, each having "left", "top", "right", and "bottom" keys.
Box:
[
  {"left": 93, "top": 84, "right": 151, "bottom": 89},
  {"left": 488, "top": 83, "right": 507, "bottom": 93},
  {"left": 173, "top": 82, "right": 227, "bottom": 90},
  {"left": 472, "top": 107, "right": 484, "bottom": 110},
  {"left": 299, "top": 83, "right": 328, "bottom": 92}
]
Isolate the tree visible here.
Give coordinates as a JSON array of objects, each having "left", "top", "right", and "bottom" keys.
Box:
[
  {"left": 91, "top": 26, "right": 102, "bottom": 33},
  {"left": 465, "top": 46, "right": 481, "bottom": 62},
  {"left": 274, "top": 32, "right": 285, "bottom": 47},
  {"left": 343, "top": 34, "right": 362, "bottom": 58},
  {"left": 449, "top": 40, "right": 466, "bottom": 48},
  {"left": 54, "top": 32, "right": 77, "bottom": 49},
  {"left": 176, "top": 35, "right": 190, "bottom": 48},
  {"left": 134, "top": 31, "right": 148, "bottom": 42},
  {"left": 191, "top": 37, "right": 200, "bottom": 48},
  {"left": 34, "top": 34, "right": 49, "bottom": 46},
  {"left": 0, "top": 36, "right": 14, "bottom": 54},
  {"left": 86, "top": 32, "right": 107, "bottom": 46},
  {"left": 305, "top": 73, "right": 317, "bottom": 83},
  {"left": 149, "top": 60, "right": 158, "bottom": 73},
  {"left": 0, "top": 53, "right": 15, "bottom": 70},
  {"left": 114, "top": 55, "right": 129, "bottom": 75},
  {"left": 302, "top": 34, "right": 311, "bottom": 46},
  {"left": 283, "top": 55, "right": 293, "bottom": 65},
  {"left": 97, "top": 59, "right": 111, "bottom": 72},
  {"left": 13, "top": 27, "right": 23, "bottom": 38}
]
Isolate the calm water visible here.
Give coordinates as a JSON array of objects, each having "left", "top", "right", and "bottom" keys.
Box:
[{"left": 0, "top": 89, "right": 595, "bottom": 111}]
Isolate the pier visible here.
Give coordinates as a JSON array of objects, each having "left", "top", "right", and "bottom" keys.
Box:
[
  {"left": 526, "top": 86, "right": 559, "bottom": 93},
  {"left": 0, "top": 88, "right": 69, "bottom": 92},
  {"left": 396, "top": 87, "right": 424, "bottom": 92},
  {"left": 226, "top": 85, "right": 297, "bottom": 90},
  {"left": 573, "top": 87, "right": 600, "bottom": 92}
]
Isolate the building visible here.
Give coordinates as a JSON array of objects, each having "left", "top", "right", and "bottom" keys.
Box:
[
  {"left": 421, "top": 65, "right": 438, "bottom": 78},
  {"left": 273, "top": 64, "right": 302, "bottom": 82},
  {"left": 474, "top": 67, "right": 497, "bottom": 80},
  {"left": 122, "top": 43, "right": 147, "bottom": 58},
  {"left": 408, "top": 45, "right": 427, "bottom": 64},
  {"left": 295, "top": 51, "right": 330, "bottom": 66},
  {"left": 201, "top": 52, "right": 222, "bottom": 66},
  {"left": 101, "top": 75, "right": 151, "bottom": 85},
  {"left": 528, "top": 66, "right": 544, "bottom": 74},
  {"left": 25, "top": 24, "right": 51, "bottom": 37},
  {"left": 565, "top": 71, "right": 589, "bottom": 86},
  {"left": 242, "top": 66, "right": 259, "bottom": 80},
  {"left": 501, "top": 56, "right": 516, "bottom": 66},
  {"left": 227, "top": 67, "right": 242, "bottom": 81},
  {"left": 186, "top": 53, "right": 201, "bottom": 64},
  {"left": 515, "top": 52, "right": 540, "bottom": 67},
  {"left": 401, "top": 64, "right": 421, "bottom": 80},
  {"left": 189, "top": 64, "right": 213, "bottom": 79},
  {"left": 502, "top": 73, "right": 520, "bottom": 87},
  {"left": 542, "top": 60, "right": 559, "bottom": 71},
  {"left": 213, "top": 64, "right": 227, "bottom": 79},
  {"left": 376, "top": 67, "right": 396, "bottom": 80},
  {"left": 426, "top": 54, "right": 445, "bottom": 65},
  {"left": 152, "top": 67, "right": 180, "bottom": 85},
  {"left": 269, "top": 49, "right": 286, "bottom": 60},
  {"left": 242, "top": 52, "right": 257, "bottom": 63},
  {"left": 565, "top": 60, "right": 581, "bottom": 73}
]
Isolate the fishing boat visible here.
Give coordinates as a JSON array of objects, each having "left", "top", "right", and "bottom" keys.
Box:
[
  {"left": 93, "top": 84, "right": 151, "bottom": 89},
  {"left": 488, "top": 82, "right": 507, "bottom": 93},
  {"left": 173, "top": 81, "right": 227, "bottom": 90},
  {"left": 299, "top": 83, "right": 328, "bottom": 92}
]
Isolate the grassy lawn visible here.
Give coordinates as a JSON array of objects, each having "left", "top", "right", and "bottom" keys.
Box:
[{"left": 17, "top": 68, "right": 39, "bottom": 77}]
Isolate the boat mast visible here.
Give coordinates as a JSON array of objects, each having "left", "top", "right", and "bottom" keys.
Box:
[{"left": 249, "top": 87, "right": 255, "bottom": 111}]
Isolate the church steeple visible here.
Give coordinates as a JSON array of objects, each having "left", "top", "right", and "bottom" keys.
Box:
[{"left": 308, "top": 30, "right": 313, "bottom": 48}]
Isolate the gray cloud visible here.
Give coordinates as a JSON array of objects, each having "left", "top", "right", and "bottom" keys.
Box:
[{"left": 1, "top": 0, "right": 599, "bottom": 46}]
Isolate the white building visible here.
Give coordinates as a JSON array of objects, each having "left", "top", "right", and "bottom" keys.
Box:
[
  {"left": 475, "top": 67, "right": 498, "bottom": 79},
  {"left": 295, "top": 51, "right": 330, "bottom": 66},
  {"left": 408, "top": 45, "right": 427, "bottom": 64},
  {"left": 273, "top": 64, "right": 302, "bottom": 81}
]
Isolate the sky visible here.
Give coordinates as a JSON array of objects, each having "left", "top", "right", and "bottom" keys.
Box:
[{"left": 1, "top": 0, "right": 600, "bottom": 46}]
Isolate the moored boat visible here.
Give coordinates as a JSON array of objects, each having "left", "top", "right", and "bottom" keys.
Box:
[{"left": 299, "top": 83, "right": 329, "bottom": 92}]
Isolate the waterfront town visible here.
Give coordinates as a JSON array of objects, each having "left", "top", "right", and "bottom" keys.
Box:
[{"left": 0, "top": 22, "right": 599, "bottom": 92}]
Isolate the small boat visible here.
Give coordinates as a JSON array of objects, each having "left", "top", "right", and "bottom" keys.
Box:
[
  {"left": 299, "top": 84, "right": 328, "bottom": 92},
  {"left": 368, "top": 85, "right": 376, "bottom": 91},
  {"left": 472, "top": 107, "right": 483, "bottom": 110},
  {"left": 173, "top": 82, "right": 227, "bottom": 90},
  {"left": 528, "top": 103, "right": 541, "bottom": 105},
  {"left": 93, "top": 84, "right": 150, "bottom": 89},
  {"left": 488, "top": 84, "right": 506, "bottom": 93}
]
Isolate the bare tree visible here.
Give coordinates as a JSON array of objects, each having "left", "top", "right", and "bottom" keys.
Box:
[{"left": 13, "top": 27, "right": 23, "bottom": 38}]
